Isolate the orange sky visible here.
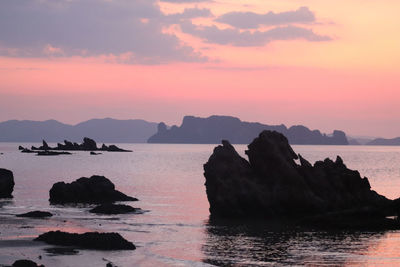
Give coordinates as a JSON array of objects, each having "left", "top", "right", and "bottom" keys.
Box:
[{"left": 0, "top": 0, "right": 399, "bottom": 137}]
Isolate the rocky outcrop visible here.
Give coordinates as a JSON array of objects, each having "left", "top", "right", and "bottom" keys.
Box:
[
  {"left": 49, "top": 175, "right": 137, "bottom": 204},
  {"left": 148, "top": 115, "right": 348, "bottom": 145},
  {"left": 89, "top": 203, "right": 139, "bottom": 214},
  {"left": 34, "top": 230, "right": 135, "bottom": 250},
  {"left": 29, "top": 137, "right": 132, "bottom": 152},
  {"left": 204, "top": 131, "right": 398, "bottom": 228},
  {"left": 11, "top": 259, "right": 44, "bottom": 267},
  {"left": 16, "top": 211, "right": 53, "bottom": 218},
  {"left": 0, "top": 168, "right": 14, "bottom": 198}
]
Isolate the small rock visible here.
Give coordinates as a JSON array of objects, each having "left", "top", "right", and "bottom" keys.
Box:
[
  {"left": 12, "top": 259, "right": 44, "bottom": 267},
  {"left": 34, "top": 231, "right": 136, "bottom": 250},
  {"left": 89, "top": 204, "right": 139, "bottom": 215},
  {"left": 16, "top": 211, "right": 53, "bottom": 218}
]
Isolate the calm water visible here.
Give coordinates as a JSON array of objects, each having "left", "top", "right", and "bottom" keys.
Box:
[{"left": 1, "top": 143, "right": 400, "bottom": 266}]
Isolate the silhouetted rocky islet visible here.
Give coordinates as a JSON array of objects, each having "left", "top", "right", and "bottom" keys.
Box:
[
  {"left": 49, "top": 175, "right": 137, "bottom": 204},
  {"left": 204, "top": 130, "right": 400, "bottom": 229}
]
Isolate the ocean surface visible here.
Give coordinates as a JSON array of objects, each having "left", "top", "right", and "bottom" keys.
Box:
[{"left": 1, "top": 143, "right": 400, "bottom": 266}]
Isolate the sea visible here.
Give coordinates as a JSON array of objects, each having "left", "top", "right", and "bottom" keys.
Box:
[{"left": 1, "top": 143, "right": 400, "bottom": 266}]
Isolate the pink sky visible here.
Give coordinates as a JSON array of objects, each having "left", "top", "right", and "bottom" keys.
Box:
[{"left": 0, "top": 0, "right": 399, "bottom": 138}]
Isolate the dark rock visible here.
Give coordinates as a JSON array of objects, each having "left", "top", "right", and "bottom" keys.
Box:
[
  {"left": 90, "top": 151, "right": 102, "bottom": 155},
  {"left": 82, "top": 137, "right": 97, "bottom": 150},
  {"left": 36, "top": 151, "right": 71, "bottom": 156},
  {"left": 31, "top": 137, "right": 131, "bottom": 152},
  {"left": 0, "top": 168, "right": 14, "bottom": 198},
  {"left": 34, "top": 231, "right": 136, "bottom": 250},
  {"left": 89, "top": 203, "right": 139, "bottom": 214},
  {"left": 18, "top": 145, "right": 24, "bottom": 150},
  {"left": 21, "top": 148, "right": 36, "bottom": 153},
  {"left": 16, "top": 211, "right": 53, "bottom": 218},
  {"left": 49, "top": 175, "right": 137, "bottom": 204},
  {"left": 102, "top": 144, "right": 132, "bottom": 152},
  {"left": 12, "top": 259, "right": 44, "bottom": 267},
  {"left": 204, "top": 130, "right": 398, "bottom": 228}
]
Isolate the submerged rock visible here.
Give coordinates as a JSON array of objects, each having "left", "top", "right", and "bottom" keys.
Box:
[
  {"left": 49, "top": 175, "right": 137, "bottom": 204},
  {"left": 204, "top": 130, "right": 398, "bottom": 228},
  {"left": 12, "top": 259, "right": 44, "bottom": 267},
  {"left": 16, "top": 211, "right": 53, "bottom": 218},
  {"left": 89, "top": 203, "right": 139, "bottom": 214},
  {"left": 36, "top": 151, "right": 71, "bottom": 156},
  {"left": 21, "top": 148, "right": 36, "bottom": 153},
  {"left": 34, "top": 231, "right": 136, "bottom": 250},
  {"left": 90, "top": 151, "right": 102, "bottom": 155},
  {"left": 0, "top": 168, "right": 14, "bottom": 198}
]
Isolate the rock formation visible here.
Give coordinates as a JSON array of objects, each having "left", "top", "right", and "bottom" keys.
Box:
[
  {"left": 204, "top": 131, "right": 398, "bottom": 228},
  {"left": 89, "top": 203, "right": 139, "bottom": 214},
  {"left": 11, "top": 259, "right": 44, "bottom": 267},
  {"left": 148, "top": 115, "right": 348, "bottom": 145},
  {"left": 29, "top": 137, "right": 132, "bottom": 152},
  {"left": 34, "top": 230, "right": 135, "bottom": 250},
  {"left": 0, "top": 168, "right": 14, "bottom": 198},
  {"left": 16, "top": 211, "right": 53, "bottom": 218},
  {"left": 49, "top": 175, "right": 137, "bottom": 204}
]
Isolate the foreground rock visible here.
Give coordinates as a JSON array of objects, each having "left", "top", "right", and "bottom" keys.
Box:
[
  {"left": 49, "top": 175, "right": 137, "bottom": 204},
  {"left": 16, "top": 211, "right": 53, "bottom": 218},
  {"left": 29, "top": 137, "right": 131, "bottom": 152},
  {"left": 0, "top": 168, "right": 14, "bottom": 198},
  {"left": 89, "top": 203, "right": 139, "bottom": 214},
  {"left": 34, "top": 231, "right": 136, "bottom": 250},
  {"left": 11, "top": 259, "right": 44, "bottom": 267},
  {"left": 204, "top": 130, "right": 400, "bottom": 229}
]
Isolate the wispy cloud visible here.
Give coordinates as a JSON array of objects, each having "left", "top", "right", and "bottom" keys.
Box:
[
  {"left": 181, "top": 22, "right": 331, "bottom": 46},
  {"left": 216, "top": 7, "right": 316, "bottom": 29}
]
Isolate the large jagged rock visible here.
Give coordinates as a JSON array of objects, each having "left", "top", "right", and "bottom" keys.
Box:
[
  {"left": 34, "top": 231, "right": 135, "bottom": 250},
  {"left": 204, "top": 131, "right": 398, "bottom": 228},
  {"left": 49, "top": 175, "right": 137, "bottom": 204},
  {"left": 0, "top": 168, "right": 14, "bottom": 198}
]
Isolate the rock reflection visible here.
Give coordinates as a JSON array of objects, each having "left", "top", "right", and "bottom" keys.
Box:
[{"left": 202, "top": 218, "right": 388, "bottom": 266}]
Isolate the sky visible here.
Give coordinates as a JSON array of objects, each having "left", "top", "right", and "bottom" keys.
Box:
[{"left": 0, "top": 0, "right": 399, "bottom": 138}]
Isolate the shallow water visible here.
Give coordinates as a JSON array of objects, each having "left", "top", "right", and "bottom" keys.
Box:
[{"left": 1, "top": 143, "right": 400, "bottom": 266}]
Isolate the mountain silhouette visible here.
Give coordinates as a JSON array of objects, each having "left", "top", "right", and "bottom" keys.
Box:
[{"left": 147, "top": 115, "right": 349, "bottom": 145}]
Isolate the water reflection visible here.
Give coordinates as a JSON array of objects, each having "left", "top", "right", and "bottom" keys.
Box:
[{"left": 202, "top": 218, "right": 390, "bottom": 266}]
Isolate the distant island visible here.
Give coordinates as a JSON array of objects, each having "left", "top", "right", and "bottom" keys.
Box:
[
  {"left": 366, "top": 137, "right": 400, "bottom": 146},
  {"left": 147, "top": 115, "right": 349, "bottom": 145},
  {"left": 0, "top": 118, "right": 157, "bottom": 143}
]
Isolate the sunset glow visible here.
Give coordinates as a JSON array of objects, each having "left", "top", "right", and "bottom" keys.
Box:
[{"left": 1, "top": 0, "right": 399, "bottom": 137}]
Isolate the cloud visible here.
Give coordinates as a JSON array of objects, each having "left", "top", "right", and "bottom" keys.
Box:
[
  {"left": 0, "top": 0, "right": 205, "bottom": 63},
  {"left": 166, "top": 8, "right": 213, "bottom": 22},
  {"left": 216, "top": 7, "right": 315, "bottom": 29},
  {"left": 180, "top": 22, "right": 331, "bottom": 46}
]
